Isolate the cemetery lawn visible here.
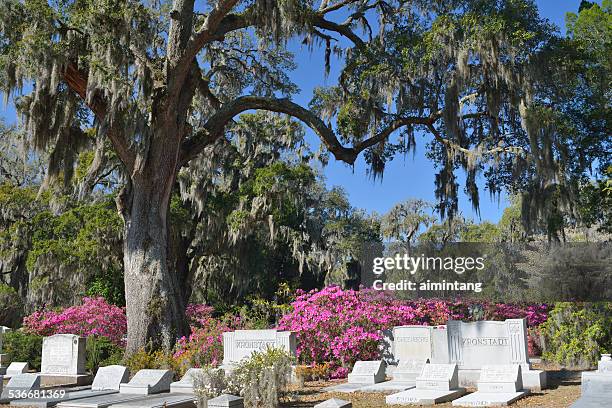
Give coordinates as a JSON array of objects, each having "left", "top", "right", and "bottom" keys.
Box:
[{"left": 283, "top": 370, "right": 582, "bottom": 408}]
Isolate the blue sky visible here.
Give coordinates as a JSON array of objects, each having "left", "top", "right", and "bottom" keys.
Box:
[{"left": 0, "top": 0, "right": 590, "bottom": 222}]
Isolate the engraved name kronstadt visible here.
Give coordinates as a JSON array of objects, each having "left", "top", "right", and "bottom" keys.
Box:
[
  {"left": 235, "top": 340, "right": 276, "bottom": 349},
  {"left": 461, "top": 337, "right": 509, "bottom": 346},
  {"left": 395, "top": 336, "right": 429, "bottom": 343}
]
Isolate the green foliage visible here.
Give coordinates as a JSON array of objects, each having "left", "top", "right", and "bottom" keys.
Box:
[
  {"left": 86, "top": 336, "right": 124, "bottom": 374},
  {"left": 541, "top": 302, "right": 612, "bottom": 368},
  {"left": 2, "top": 330, "right": 43, "bottom": 370},
  {"left": 124, "top": 349, "right": 180, "bottom": 378},
  {"left": 460, "top": 222, "right": 501, "bottom": 242},
  {"left": 0, "top": 283, "right": 23, "bottom": 327},
  {"left": 578, "top": 167, "right": 612, "bottom": 233},
  {"left": 226, "top": 347, "right": 295, "bottom": 408},
  {"left": 0, "top": 185, "right": 125, "bottom": 308}
]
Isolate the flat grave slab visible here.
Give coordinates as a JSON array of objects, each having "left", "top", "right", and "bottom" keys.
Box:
[
  {"left": 323, "top": 361, "right": 385, "bottom": 393},
  {"left": 386, "top": 363, "right": 465, "bottom": 405},
  {"left": 119, "top": 370, "right": 173, "bottom": 395},
  {"left": 346, "top": 361, "right": 385, "bottom": 385},
  {"left": 570, "top": 354, "right": 612, "bottom": 408},
  {"left": 6, "top": 363, "right": 29, "bottom": 377},
  {"left": 452, "top": 365, "right": 529, "bottom": 407},
  {"left": 358, "top": 381, "right": 415, "bottom": 393},
  {"left": 55, "top": 393, "right": 156, "bottom": 408},
  {"left": 314, "top": 398, "right": 352, "bottom": 407},
  {"left": 92, "top": 366, "right": 130, "bottom": 391},
  {"left": 207, "top": 394, "right": 244, "bottom": 408},
  {"left": 170, "top": 368, "right": 203, "bottom": 394},
  {"left": 10, "top": 389, "right": 118, "bottom": 408},
  {"left": 108, "top": 393, "right": 195, "bottom": 408},
  {"left": 361, "top": 358, "right": 427, "bottom": 392},
  {"left": 451, "top": 391, "right": 528, "bottom": 407},
  {"left": 322, "top": 383, "right": 368, "bottom": 393},
  {"left": 387, "top": 388, "right": 467, "bottom": 406},
  {"left": 0, "top": 373, "right": 42, "bottom": 404}
]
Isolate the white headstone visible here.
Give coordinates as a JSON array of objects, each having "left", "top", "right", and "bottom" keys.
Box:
[
  {"left": 386, "top": 363, "right": 466, "bottom": 405},
  {"left": 447, "top": 319, "right": 529, "bottom": 369},
  {"left": 575, "top": 354, "right": 612, "bottom": 406},
  {"left": 119, "top": 369, "right": 173, "bottom": 395},
  {"left": 347, "top": 360, "right": 386, "bottom": 385},
  {"left": 446, "top": 319, "right": 546, "bottom": 391},
  {"left": 222, "top": 330, "right": 296, "bottom": 366},
  {"left": 477, "top": 365, "right": 523, "bottom": 393},
  {"left": 314, "top": 398, "right": 352, "bottom": 407},
  {"left": 451, "top": 365, "right": 529, "bottom": 407},
  {"left": 170, "top": 368, "right": 205, "bottom": 393},
  {"left": 393, "top": 326, "right": 433, "bottom": 361},
  {"left": 5, "top": 373, "right": 41, "bottom": 390},
  {"left": 597, "top": 354, "right": 612, "bottom": 374},
  {"left": 92, "top": 365, "right": 129, "bottom": 391},
  {"left": 41, "top": 334, "right": 86, "bottom": 375},
  {"left": 6, "top": 362, "right": 28, "bottom": 376},
  {"left": 416, "top": 363, "right": 459, "bottom": 391},
  {"left": 207, "top": 394, "right": 244, "bottom": 408},
  {"left": 393, "top": 359, "right": 429, "bottom": 382}
]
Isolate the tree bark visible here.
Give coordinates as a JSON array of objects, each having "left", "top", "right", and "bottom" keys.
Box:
[
  {"left": 121, "top": 175, "right": 190, "bottom": 354},
  {"left": 120, "top": 114, "right": 190, "bottom": 354}
]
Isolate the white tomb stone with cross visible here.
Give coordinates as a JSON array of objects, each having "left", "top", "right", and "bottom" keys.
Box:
[{"left": 386, "top": 363, "right": 466, "bottom": 405}]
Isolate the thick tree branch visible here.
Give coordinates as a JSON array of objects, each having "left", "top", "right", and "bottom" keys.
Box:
[
  {"left": 311, "top": 16, "right": 365, "bottom": 47},
  {"left": 179, "top": 96, "right": 431, "bottom": 166},
  {"left": 62, "top": 63, "right": 135, "bottom": 170}
]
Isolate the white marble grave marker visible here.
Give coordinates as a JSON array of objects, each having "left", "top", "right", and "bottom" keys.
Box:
[
  {"left": 119, "top": 369, "right": 173, "bottom": 395},
  {"left": 222, "top": 330, "right": 296, "bottom": 366},
  {"left": 41, "top": 334, "right": 86, "bottom": 375}
]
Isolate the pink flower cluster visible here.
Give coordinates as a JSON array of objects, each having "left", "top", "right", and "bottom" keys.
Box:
[
  {"left": 277, "top": 286, "right": 430, "bottom": 376},
  {"left": 23, "top": 297, "right": 127, "bottom": 346},
  {"left": 173, "top": 304, "right": 240, "bottom": 367},
  {"left": 277, "top": 286, "right": 548, "bottom": 377}
]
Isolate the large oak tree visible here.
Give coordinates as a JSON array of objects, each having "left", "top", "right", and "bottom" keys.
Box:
[{"left": 1, "top": 0, "right": 607, "bottom": 353}]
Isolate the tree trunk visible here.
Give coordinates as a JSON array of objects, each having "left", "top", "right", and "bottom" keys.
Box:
[{"left": 120, "top": 140, "right": 189, "bottom": 355}]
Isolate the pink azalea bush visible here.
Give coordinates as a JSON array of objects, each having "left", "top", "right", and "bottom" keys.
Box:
[
  {"left": 277, "top": 286, "right": 464, "bottom": 377},
  {"left": 23, "top": 297, "right": 127, "bottom": 346},
  {"left": 173, "top": 304, "right": 242, "bottom": 367},
  {"left": 277, "top": 286, "right": 548, "bottom": 377}
]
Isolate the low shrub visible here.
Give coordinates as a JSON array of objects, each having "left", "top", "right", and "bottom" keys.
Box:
[
  {"left": 226, "top": 347, "right": 295, "bottom": 408},
  {"left": 541, "top": 302, "right": 612, "bottom": 368},
  {"left": 192, "top": 366, "right": 227, "bottom": 407},
  {"left": 2, "top": 330, "right": 43, "bottom": 370},
  {"left": 124, "top": 348, "right": 181, "bottom": 378},
  {"left": 23, "top": 297, "right": 127, "bottom": 346},
  {"left": 174, "top": 305, "right": 240, "bottom": 368},
  {"left": 86, "top": 336, "right": 124, "bottom": 374}
]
